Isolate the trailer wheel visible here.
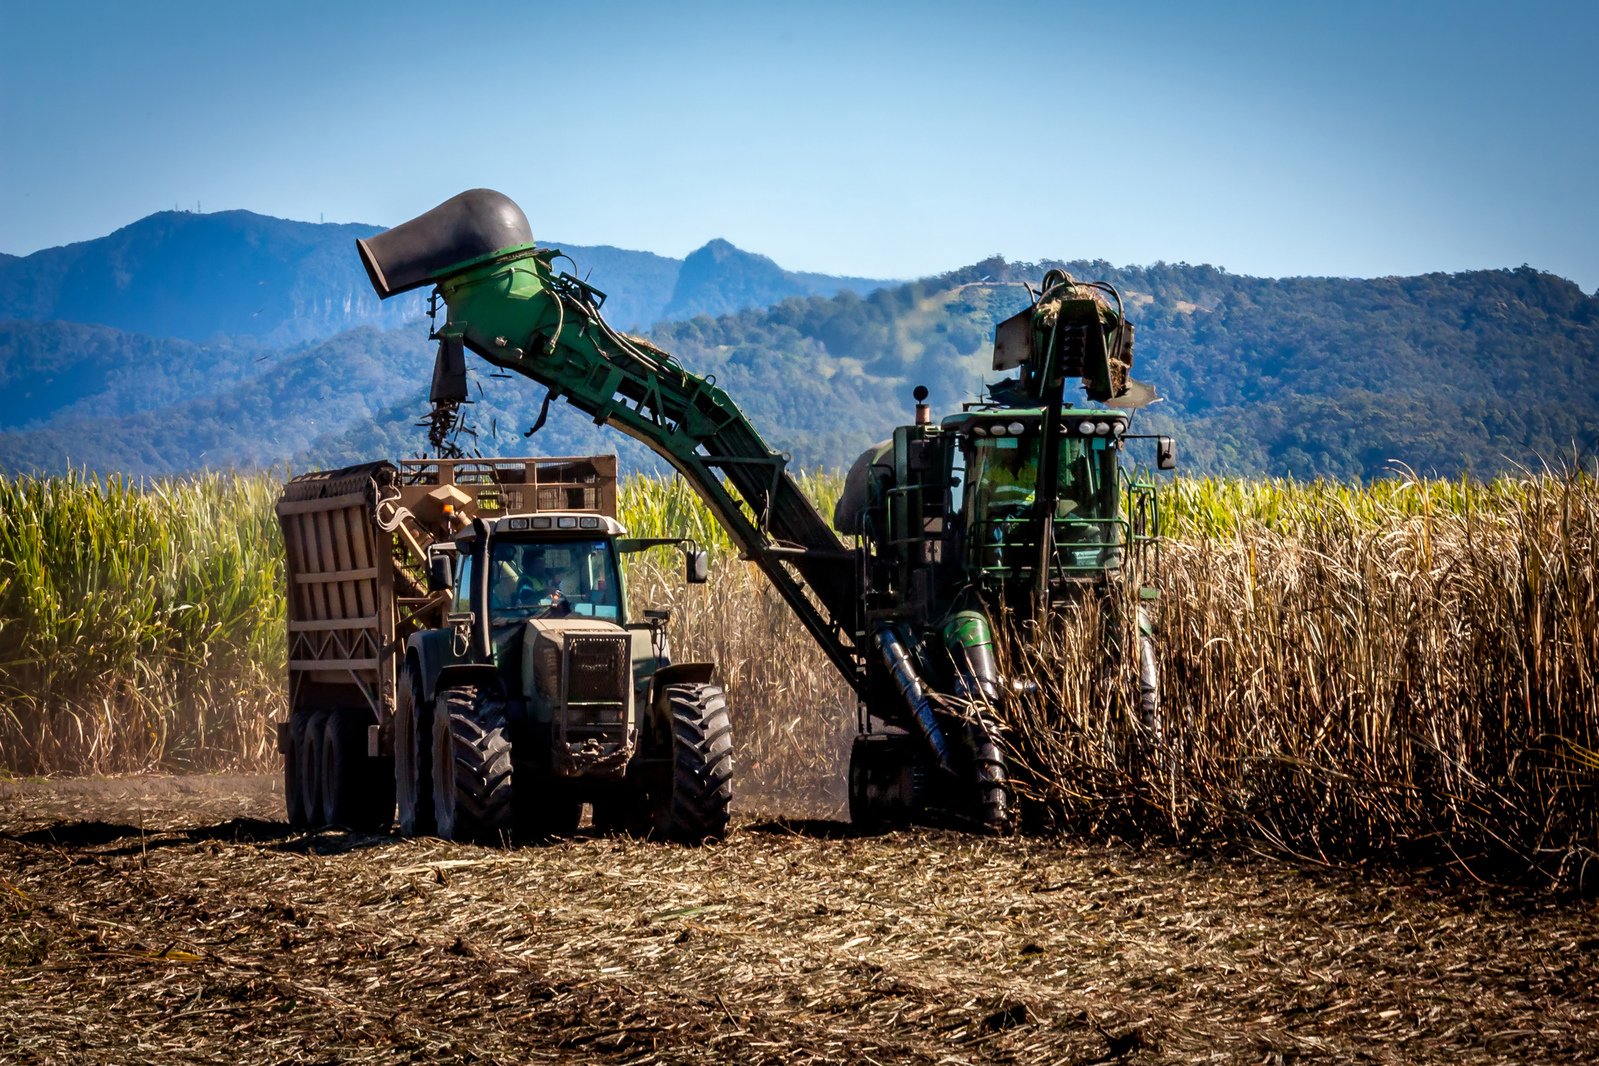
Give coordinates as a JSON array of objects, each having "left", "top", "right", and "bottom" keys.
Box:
[
  {"left": 320, "top": 709, "right": 393, "bottom": 831},
  {"left": 648, "top": 683, "right": 733, "bottom": 843},
  {"left": 297, "top": 708, "right": 331, "bottom": 828},
  {"left": 967, "top": 716, "right": 1013, "bottom": 835},
  {"left": 395, "top": 667, "right": 433, "bottom": 837},
  {"left": 284, "top": 711, "right": 312, "bottom": 829},
  {"left": 432, "top": 687, "right": 515, "bottom": 842}
]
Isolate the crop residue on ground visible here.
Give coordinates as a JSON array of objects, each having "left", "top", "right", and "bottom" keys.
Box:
[{"left": 1, "top": 774, "right": 1594, "bottom": 1064}]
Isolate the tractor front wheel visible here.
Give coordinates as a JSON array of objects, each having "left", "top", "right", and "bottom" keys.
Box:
[
  {"left": 647, "top": 683, "right": 733, "bottom": 843},
  {"left": 431, "top": 687, "right": 515, "bottom": 843}
]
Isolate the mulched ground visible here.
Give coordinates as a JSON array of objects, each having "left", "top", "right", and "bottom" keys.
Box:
[{"left": 1, "top": 775, "right": 1594, "bottom": 1064}]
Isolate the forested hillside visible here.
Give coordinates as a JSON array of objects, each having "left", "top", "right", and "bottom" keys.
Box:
[
  {"left": 649, "top": 259, "right": 1599, "bottom": 479},
  {"left": 1, "top": 210, "right": 1594, "bottom": 480}
]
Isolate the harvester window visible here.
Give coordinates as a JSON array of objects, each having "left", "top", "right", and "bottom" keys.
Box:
[{"left": 965, "top": 434, "right": 1106, "bottom": 569}]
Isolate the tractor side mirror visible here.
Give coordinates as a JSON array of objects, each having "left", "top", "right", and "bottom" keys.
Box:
[
  {"left": 427, "top": 553, "right": 454, "bottom": 593},
  {"left": 1156, "top": 436, "right": 1177, "bottom": 471},
  {"left": 685, "top": 549, "right": 709, "bottom": 585}
]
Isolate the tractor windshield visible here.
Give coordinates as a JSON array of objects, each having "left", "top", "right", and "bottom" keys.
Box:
[
  {"left": 488, "top": 538, "right": 621, "bottom": 621},
  {"left": 965, "top": 432, "right": 1119, "bottom": 576}
]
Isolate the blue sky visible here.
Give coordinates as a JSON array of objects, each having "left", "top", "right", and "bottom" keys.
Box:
[{"left": 2, "top": 0, "right": 1595, "bottom": 289}]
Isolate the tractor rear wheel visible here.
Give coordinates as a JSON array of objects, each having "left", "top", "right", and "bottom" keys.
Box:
[
  {"left": 394, "top": 667, "right": 433, "bottom": 837},
  {"left": 648, "top": 683, "right": 733, "bottom": 843},
  {"left": 432, "top": 687, "right": 515, "bottom": 842},
  {"left": 320, "top": 709, "right": 393, "bottom": 831}
]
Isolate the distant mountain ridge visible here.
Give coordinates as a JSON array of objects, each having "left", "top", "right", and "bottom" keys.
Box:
[
  {"left": 0, "top": 208, "right": 890, "bottom": 344},
  {"left": 1, "top": 206, "right": 1595, "bottom": 482},
  {"left": 2, "top": 258, "right": 1594, "bottom": 482},
  {"left": 662, "top": 239, "right": 882, "bottom": 322}
]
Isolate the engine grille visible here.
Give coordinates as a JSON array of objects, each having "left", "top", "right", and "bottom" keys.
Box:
[
  {"left": 566, "top": 635, "right": 628, "bottom": 704},
  {"left": 551, "top": 633, "right": 632, "bottom": 777}
]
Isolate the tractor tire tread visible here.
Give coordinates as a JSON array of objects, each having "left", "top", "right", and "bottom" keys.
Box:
[
  {"left": 434, "top": 687, "right": 515, "bottom": 842},
  {"left": 656, "top": 683, "right": 734, "bottom": 843}
]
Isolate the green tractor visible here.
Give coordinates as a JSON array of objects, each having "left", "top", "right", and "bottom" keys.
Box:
[
  {"left": 401, "top": 509, "right": 730, "bottom": 843},
  {"left": 276, "top": 455, "right": 731, "bottom": 843},
  {"left": 354, "top": 189, "right": 1173, "bottom": 836}
]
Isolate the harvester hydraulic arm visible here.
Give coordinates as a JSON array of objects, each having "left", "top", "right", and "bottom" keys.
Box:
[{"left": 358, "top": 190, "right": 863, "bottom": 694}]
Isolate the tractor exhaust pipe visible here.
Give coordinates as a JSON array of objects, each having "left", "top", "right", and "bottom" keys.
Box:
[{"left": 357, "top": 188, "right": 534, "bottom": 299}]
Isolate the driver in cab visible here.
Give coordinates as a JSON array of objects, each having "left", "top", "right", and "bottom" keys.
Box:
[{"left": 491, "top": 544, "right": 573, "bottom": 616}]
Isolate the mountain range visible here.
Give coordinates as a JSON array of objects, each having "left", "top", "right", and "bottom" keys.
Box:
[
  {"left": 0, "top": 208, "right": 887, "bottom": 344},
  {"left": 1, "top": 209, "right": 1596, "bottom": 482}
]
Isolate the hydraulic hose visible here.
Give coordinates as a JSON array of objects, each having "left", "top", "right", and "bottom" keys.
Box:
[{"left": 872, "top": 623, "right": 953, "bottom": 774}]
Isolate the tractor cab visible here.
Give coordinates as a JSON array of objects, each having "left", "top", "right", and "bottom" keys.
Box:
[{"left": 451, "top": 515, "right": 627, "bottom": 626}]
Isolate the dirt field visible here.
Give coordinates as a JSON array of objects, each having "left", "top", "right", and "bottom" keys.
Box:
[{"left": 1, "top": 775, "right": 1594, "bottom": 1064}]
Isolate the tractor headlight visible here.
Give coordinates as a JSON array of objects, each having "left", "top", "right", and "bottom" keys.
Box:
[{"left": 1006, "top": 422, "right": 1026, "bottom": 436}]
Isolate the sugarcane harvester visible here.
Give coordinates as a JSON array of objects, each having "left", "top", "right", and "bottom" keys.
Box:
[{"left": 357, "top": 190, "right": 1174, "bottom": 833}]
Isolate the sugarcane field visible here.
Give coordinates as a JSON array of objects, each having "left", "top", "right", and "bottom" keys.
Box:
[
  {"left": 5, "top": 5, "right": 1599, "bottom": 1062},
  {"left": 3, "top": 466, "right": 1596, "bottom": 1062}
]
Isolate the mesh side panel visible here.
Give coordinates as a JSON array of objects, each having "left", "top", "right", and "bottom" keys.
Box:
[{"left": 536, "top": 641, "right": 562, "bottom": 703}]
